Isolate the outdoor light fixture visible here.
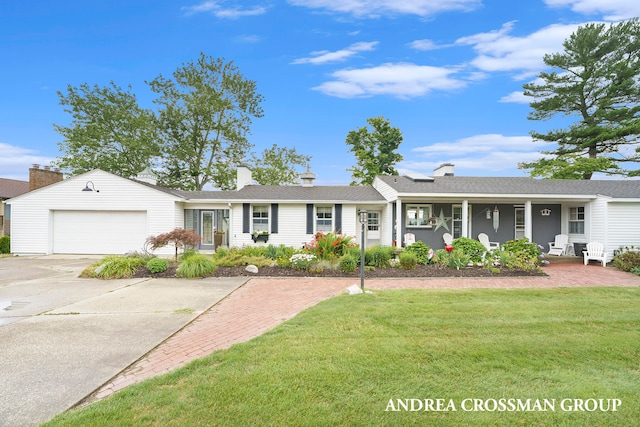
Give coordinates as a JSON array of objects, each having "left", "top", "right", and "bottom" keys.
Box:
[
  {"left": 486, "top": 209, "right": 492, "bottom": 220},
  {"left": 358, "top": 209, "right": 368, "bottom": 292},
  {"left": 82, "top": 181, "right": 99, "bottom": 192}
]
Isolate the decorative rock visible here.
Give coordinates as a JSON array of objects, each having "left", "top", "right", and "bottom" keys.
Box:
[
  {"left": 346, "top": 284, "right": 363, "bottom": 295},
  {"left": 245, "top": 265, "right": 259, "bottom": 274},
  {"left": 95, "top": 264, "right": 105, "bottom": 275}
]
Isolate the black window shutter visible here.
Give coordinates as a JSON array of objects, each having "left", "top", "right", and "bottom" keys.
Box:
[
  {"left": 306, "top": 204, "right": 314, "bottom": 234},
  {"left": 335, "top": 204, "right": 342, "bottom": 233},
  {"left": 271, "top": 203, "right": 278, "bottom": 234},
  {"left": 243, "top": 203, "right": 250, "bottom": 233}
]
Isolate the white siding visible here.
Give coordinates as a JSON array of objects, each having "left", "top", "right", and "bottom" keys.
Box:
[
  {"left": 588, "top": 197, "right": 608, "bottom": 249},
  {"left": 607, "top": 202, "right": 640, "bottom": 254},
  {"left": 372, "top": 178, "right": 398, "bottom": 201},
  {"left": 9, "top": 170, "right": 181, "bottom": 255}
]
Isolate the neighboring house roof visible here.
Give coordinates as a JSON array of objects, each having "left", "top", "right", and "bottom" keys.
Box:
[
  {"left": 0, "top": 178, "right": 29, "bottom": 200},
  {"left": 177, "top": 185, "right": 387, "bottom": 203},
  {"left": 376, "top": 175, "right": 640, "bottom": 199}
]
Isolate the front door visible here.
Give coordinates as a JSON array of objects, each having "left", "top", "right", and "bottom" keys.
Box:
[
  {"left": 515, "top": 207, "right": 525, "bottom": 240},
  {"left": 367, "top": 211, "right": 381, "bottom": 240},
  {"left": 200, "top": 210, "right": 229, "bottom": 249}
]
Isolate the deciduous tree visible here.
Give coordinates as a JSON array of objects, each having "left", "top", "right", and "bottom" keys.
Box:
[
  {"left": 250, "top": 144, "right": 311, "bottom": 185},
  {"left": 53, "top": 82, "right": 159, "bottom": 177},
  {"left": 148, "top": 54, "right": 264, "bottom": 190},
  {"left": 346, "top": 116, "right": 404, "bottom": 185}
]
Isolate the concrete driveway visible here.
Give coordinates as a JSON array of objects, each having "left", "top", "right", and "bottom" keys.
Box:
[{"left": 0, "top": 256, "right": 247, "bottom": 427}]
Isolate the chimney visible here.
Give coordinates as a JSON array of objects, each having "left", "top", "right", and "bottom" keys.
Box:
[
  {"left": 135, "top": 166, "right": 158, "bottom": 185},
  {"left": 236, "top": 165, "right": 253, "bottom": 191},
  {"left": 433, "top": 163, "right": 455, "bottom": 177},
  {"left": 29, "top": 164, "right": 63, "bottom": 191},
  {"left": 300, "top": 168, "right": 316, "bottom": 187}
]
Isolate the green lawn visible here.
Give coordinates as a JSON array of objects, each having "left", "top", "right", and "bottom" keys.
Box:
[{"left": 44, "top": 287, "right": 640, "bottom": 426}]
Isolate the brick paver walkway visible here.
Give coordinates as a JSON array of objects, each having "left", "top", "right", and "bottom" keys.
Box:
[{"left": 88, "top": 263, "right": 639, "bottom": 403}]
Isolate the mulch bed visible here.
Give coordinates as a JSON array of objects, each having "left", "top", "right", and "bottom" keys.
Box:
[{"left": 133, "top": 263, "right": 546, "bottom": 279}]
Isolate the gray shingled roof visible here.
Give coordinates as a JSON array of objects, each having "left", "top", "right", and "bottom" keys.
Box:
[
  {"left": 377, "top": 175, "right": 640, "bottom": 198},
  {"left": 181, "top": 185, "right": 387, "bottom": 202},
  {"left": 0, "top": 178, "right": 29, "bottom": 200}
]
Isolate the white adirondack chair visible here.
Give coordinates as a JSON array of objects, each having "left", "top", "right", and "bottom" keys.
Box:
[
  {"left": 403, "top": 233, "right": 416, "bottom": 247},
  {"left": 548, "top": 234, "right": 569, "bottom": 256},
  {"left": 583, "top": 242, "right": 607, "bottom": 267},
  {"left": 442, "top": 233, "right": 453, "bottom": 246},
  {"left": 478, "top": 233, "right": 499, "bottom": 251}
]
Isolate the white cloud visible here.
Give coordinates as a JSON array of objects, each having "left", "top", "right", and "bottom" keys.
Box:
[
  {"left": 313, "top": 62, "right": 467, "bottom": 98},
  {"left": 183, "top": 1, "right": 267, "bottom": 18},
  {"left": 398, "top": 134, "right": 547, "bottom": 175},
  {"left": 292, "top": 41, "right": 378, "bottom": 65},
  {"left": 457, "top": 21, "right": 582, "bottom": 78},
  {"left": 0, "top": 142, "right": 54, "bottom": 181},
  {"left": 544, "top": 0, "right": 640, "bottom": 21},
  {"left": 499, "top": 91, "right": 529, "bottom": 103},
  {"left": 235, "top": 34, "right": 262, "bottom": 43},
  {"left": 287, "top": 0, "right": 481, "bottom": 18},
  {"left": 408, "top": 39, "right": 438, "bottom": 51}
]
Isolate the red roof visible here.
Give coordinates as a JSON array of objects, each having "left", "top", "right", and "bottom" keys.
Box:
[{"left": 0, "top": 178, "right": 29, "bottom": 199}]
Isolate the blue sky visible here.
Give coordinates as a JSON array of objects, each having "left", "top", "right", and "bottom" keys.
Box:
[{"left": 2, "top": 0, "right": 640, "bottom": 184}]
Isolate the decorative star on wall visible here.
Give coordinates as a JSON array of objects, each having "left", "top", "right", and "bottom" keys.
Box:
[{"left": 434, "top": 209, "right": 452, "bottom": 232}]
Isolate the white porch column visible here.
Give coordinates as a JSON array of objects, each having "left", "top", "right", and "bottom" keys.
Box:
[
  {"left": 462, "top": 199, "right": 469, "bottom": 238},
  {"left": 395, "top": 198, "right": 403, "bottom": 245},
  {"left": 525, "top": 200, "right": 533, "bottom": 241}
]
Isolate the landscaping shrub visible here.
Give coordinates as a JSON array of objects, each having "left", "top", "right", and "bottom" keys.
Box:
[
  {"left": 451, "top": 237, "right": 486, "bottom": 263},
  {"left": 0, "top": 236, "right": 9, "bottom": 254},
  {"left": 289, "top": 253, "right": 317, "bottom": 270},
  {"left": 501, "top": 238, "right": 542, "bottom": 270},
  {"left": 344, "top": 245, "right": 362, "bottom": 259},
  {"left": 434, "top": 249, "right": 448, "bottom": 266},
  {"left": 240, "top": 245, "right": 268, "bottom": 258},
  {"left": 399, "top": 251, "right": 417, "bottom": 270},
  {"left": 180, "top": 248, "right": 199, "bottom": 260},
  {"left": 365, "top": 245, "right": 393, "bottom": 268},
  {"left": 176, "top": 254, "right": 216, "bottom": 278},
  {"left": 613, "top": 247, "right": 640, "bottom": 272},
  {"left": 339, "top": 254, "right": 358, "bottom": 273},
  {"left": 448, "top": 249, "right": 471, "bottom": 270},
  {"left": 212, "top": 247, "right": 229, "bottom": 259},
  {"left": 90, "top": 255, "right": 146, "bottom": 279},
  {"left": 214, "top": 250, "right": 274, "bottom": 268},
  {"left": 404, "top": 241, "right": 432, "bottom": 264},
  {"left": 306, "top": 232, "right": 355, "bottom": 260},
  {"left": 147, "top": 228, "right": 201, "bottom": 261},
  {"left": 147, "top": 258, "right": 169, "bottom": 274}
]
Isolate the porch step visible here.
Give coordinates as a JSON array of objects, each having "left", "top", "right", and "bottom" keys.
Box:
[{"left": 544, "top": 255, "right": 583, "bottom": 264}]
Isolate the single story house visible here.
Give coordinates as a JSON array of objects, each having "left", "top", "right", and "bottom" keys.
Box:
[{"left": 7, "top": 164, "right": 640, "bottom": 261}]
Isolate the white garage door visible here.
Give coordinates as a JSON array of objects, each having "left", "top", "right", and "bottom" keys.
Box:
[{"left": 52, "top": 210, "right": 147, "bottom": 254}]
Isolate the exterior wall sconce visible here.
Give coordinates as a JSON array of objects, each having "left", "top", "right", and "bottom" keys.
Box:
[
  {"left": 82, "top": 181, "right": 99, "bottom": 192},
  {"left": 485, "top": 209, "right": 492, "bottom": 220},
  {"left": 540, "top": 208, "right": 551, "bottom": 216}
]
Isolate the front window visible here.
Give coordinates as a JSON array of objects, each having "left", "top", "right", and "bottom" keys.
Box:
[
  {"left": 252, "top": 205, "right": 269, "bottom": 233},
  {"left": 367, "top": 211, "right": 380, "bottom": 232},
  {"left": 452, "top": 205, "right": 462, "bottom": 238},
  {"left": 569, "top": 206, "right": 585, "bottom": 234},
  {"left": 316, "top": 206, "right": 333, "bottom": 232},
  {"left": 406, "top": 204, "right": 432, "bottom": 227}
]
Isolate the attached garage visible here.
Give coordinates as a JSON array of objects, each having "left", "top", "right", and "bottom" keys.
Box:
[{"left": 52, "top": 210, "right": 148, "bottom": 254}]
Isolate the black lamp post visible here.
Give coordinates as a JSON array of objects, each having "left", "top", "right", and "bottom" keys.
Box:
[{"left": 358, "top": 209, "right": 368, "bottom": 292}]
